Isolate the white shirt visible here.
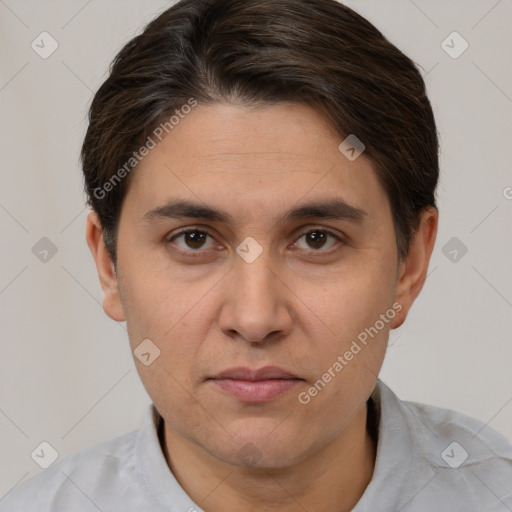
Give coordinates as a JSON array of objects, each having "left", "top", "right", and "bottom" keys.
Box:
[{"left": 1, "top": 380, "right": 511, "bottom": 511}]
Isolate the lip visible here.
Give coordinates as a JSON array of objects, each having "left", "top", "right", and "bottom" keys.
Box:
[
  {"left": 208, "top": 366, "right": 303, "bottom": 403},
  {"left": 212, "top": 365, "right": 299, "bottom": 381}
]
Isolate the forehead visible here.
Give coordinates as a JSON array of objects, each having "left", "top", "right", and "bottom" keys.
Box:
[{"left": 124, "top": 102, "right": 389, "bottom": 224}]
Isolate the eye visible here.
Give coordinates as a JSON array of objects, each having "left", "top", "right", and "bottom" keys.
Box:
[
  {"left": 167, "top": 228, "right": 217, "bottom": 252},
  {"left": 292, "top": 229, "right": 342, "bottom": 252},
  {"left": 166, "top": 227, "right": 343, "bottom": 256}
]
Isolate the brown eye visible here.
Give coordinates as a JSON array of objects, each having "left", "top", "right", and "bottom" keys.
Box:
[
  {"left": 169, "top": 229, "right": 215, "bottom": 252},
  {"left": 294, "top": 229, "right": 340, "bottom": 252}
]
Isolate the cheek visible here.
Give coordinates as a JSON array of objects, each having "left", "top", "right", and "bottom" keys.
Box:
[
  {"left": 303, "top": 257, "right": 396, "bottom": 338},
  {"left": 118, "top": 254, "right": 194, "bottom": 338},
  {"left": 296, "top": 304, "right": 389, "bottom": 438},
  {"left": 118, "top": 262, "right": 216, "bottom": 391},
  {"left": 296, "top": 254, "right": 396, "bottom": 395},
  {"left": 120, "top": 273, "right": 208, "bottom": 427}
]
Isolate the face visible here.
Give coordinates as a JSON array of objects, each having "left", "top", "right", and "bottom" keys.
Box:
[{"left": 88, "top": 101, "right": 435, "bottom": 469}]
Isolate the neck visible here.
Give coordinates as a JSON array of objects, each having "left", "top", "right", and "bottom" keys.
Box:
[{"left": 160, "top": 403, "right": 376, "bottom": 512}]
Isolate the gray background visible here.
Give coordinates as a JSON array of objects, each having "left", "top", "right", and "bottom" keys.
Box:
[{"left": 1, "top": 0, "right": 511, "bottom": 498}]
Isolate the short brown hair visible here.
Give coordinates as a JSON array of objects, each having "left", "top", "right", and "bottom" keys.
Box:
[{"left": 81, "top": 0, "right": 439, "bottom": 263}]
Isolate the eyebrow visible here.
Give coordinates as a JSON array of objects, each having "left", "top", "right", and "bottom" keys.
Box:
[{"left": 142, "top": 198, "right": 367, "bottom": 225}]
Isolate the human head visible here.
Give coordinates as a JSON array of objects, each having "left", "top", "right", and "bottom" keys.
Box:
[{"left": 83, "top": 0, "right": 438, "bottom": 479}]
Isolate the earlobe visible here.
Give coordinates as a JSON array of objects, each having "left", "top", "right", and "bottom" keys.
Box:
[
  {"left": 85, "top": 211, "right": 126, "bottom": 322},
  {"left": 390, "top": 206, "right": 438, "bottom": 329}
]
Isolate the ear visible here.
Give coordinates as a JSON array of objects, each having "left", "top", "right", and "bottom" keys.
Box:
[
  {"left": 390, "top": 206, "right": 438, "bottom": 329},
  {"left": 85, "top": 211, "right": 126, "bottom": 322}
]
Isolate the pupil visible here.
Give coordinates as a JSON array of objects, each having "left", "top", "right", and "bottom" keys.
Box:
[
  {"left": 308, "top": 231, "right": 325, "bottom": 249},
  {"left": 186, "top": 231, "right": 205, "bottom": 249}
]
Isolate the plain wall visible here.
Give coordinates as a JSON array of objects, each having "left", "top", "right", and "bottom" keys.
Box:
[{"left": 1, "top": 0, "right": 511, "bottom": 498}]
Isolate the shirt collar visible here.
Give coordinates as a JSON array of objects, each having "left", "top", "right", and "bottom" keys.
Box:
[
  {"left": 354, "top": 379, "right": 439, "bottom": 510},
  {"left": 135, "top": 403, "right": 204, "bottom": 511}
]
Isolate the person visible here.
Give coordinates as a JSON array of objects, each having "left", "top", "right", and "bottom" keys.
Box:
[{"left": 2, "top": 0, "right": 511, "bottom": 511}]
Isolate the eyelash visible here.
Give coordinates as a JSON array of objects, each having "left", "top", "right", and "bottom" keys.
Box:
[{"left": 166, "top": 227, "right": 344, "bottom": 256}]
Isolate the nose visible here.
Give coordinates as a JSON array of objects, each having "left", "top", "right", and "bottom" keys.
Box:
[{"left": 218, "top": 247, "right": 294, "bottom": 344}]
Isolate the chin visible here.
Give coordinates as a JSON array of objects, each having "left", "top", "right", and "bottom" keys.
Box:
[
  {"left": 222, "top": 445, "right": 303, "bottom": 471},
  {"left": 209, "top": 425, "right": 309, "bottom": 470}
]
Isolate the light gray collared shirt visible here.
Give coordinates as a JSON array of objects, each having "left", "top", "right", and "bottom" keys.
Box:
[{"left": 2, "top": 380, "right": 511, "bottom": 511}]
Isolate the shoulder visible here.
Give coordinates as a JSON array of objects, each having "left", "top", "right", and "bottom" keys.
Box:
[
  {"left": 404, "top": 396, "right": 512, "bottom": 466},
  {"left": 0, "top": 431, "right": 140, "bottom": 512},
  {"left": 376, "top": 381, "right": 512, "bottom": 510}
]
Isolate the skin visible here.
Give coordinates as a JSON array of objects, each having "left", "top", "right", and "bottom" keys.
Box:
[{"left": 86, "top": 102, "right": 437, "bottom": 512}]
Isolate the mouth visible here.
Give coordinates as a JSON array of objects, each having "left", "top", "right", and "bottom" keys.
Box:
[{"left": 207, "top": 366, "right": 304, "bottom": 403}]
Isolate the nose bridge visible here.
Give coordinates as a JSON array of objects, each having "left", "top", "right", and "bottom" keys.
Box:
[
  {"left": 236, "top": 245, "right": 276, "bottom": 298},
  {"left": 220, "top": 242, "right": 291, "bottom": 342}
]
